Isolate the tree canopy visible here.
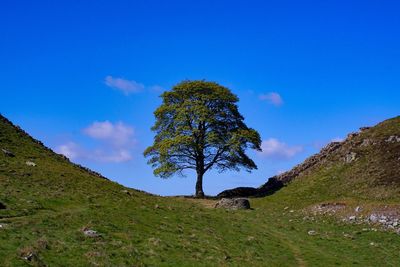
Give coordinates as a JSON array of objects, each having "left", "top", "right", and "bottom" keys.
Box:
[{"left": 144, "top": 80, "right": 261, "bottom": 197}]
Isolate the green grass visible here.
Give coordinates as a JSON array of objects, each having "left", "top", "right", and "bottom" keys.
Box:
[{"left": 1, "top": 115, "right": 400, "bottom": 266}]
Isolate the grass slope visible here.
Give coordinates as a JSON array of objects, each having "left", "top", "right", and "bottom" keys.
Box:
[
  {"left": 1, "top": 115, "right": 400, "bottom": 266},
  {"left": 277, "top": 116, "right": 400, "bottom": 204}
]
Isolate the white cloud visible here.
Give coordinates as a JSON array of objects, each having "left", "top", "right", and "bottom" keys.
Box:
[
  {"left": 258, "top": 138, "right": 303, "bottom": 159},
  {"left": 92, "top": 149, "right": 133, "bottom": 163},
  {"left": 56, "top": 121, "right": 136, "bottom": 163},
  {"left": 259, "top": 92, "right": 283, "bottom": 106},
  {"left": 105, "top": 76, "right": 164, "bottom": 95},
  {"left": 56, "top": 142, "right": 81, "bottom": 160},
  {"left": 105, "top": 76, "right": 144, "bottom": 95},
  {"left": 56, "top": 143, "right": 133, "bottom": 163},
  {"left": 83, "top": 121, "right": 135, "bottom": 147}
]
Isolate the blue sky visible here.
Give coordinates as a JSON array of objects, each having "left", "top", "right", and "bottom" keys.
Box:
[{"left": 1, "top": 0, "right": 399, "bottom": 195}]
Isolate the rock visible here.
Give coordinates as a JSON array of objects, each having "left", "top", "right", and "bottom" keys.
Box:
[
  {"left": 308, "top": 230, "right": 317, "bottom": 236},
  {"left": 0, "top": 202, "right": 6, "bottom": 209},
  {"left": 360, "top": 139, "right": 372, "bottom": 147},
  {"left": 1, "top": 148, "right": 15, "bottom": 157},
  {"left": 83, "top": 228, "right": 100, "bottom": 238},
  {"left": 393, "top": 222, "right": 398, "bottom": 227},
  {"left": 344, "top": 152, "right": 357, "bottom": 163},
  {"left": 25, "top": 161, "right": 36, "bottom": 167},
  {"left": 214, "top": 198, "right": 250, "bottom": 210},
  {"left": 355, "top": 206, "right": 361, "bottom": 212},
  {"left": 349, "top": 216, "right": 356, "bottom": 221},
  {"left": 23, "top": 252, "right": 35, "bottom": 261},
  {"left": 224, "top": 255, "right": 231, "bottom": 261},
  {"left": 369, "top": 214, "right": 378, "bottom": 223},
  {"left": 343, "top": 233, "right": 354, "bottom": 239},
  {"left": 386, "top": 136, "right": 400, "bottom": 143}
]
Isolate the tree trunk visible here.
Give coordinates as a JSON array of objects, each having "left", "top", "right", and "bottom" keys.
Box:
[{"left": 195, "top": 171, "right": 205, "bottom": 198}]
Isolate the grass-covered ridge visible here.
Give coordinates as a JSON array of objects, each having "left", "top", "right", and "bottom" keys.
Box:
[
  {"left": 1, "top": 114, "right": 400, "bottom": 266},
  {"left": 279, "top": 116, "right": 400, "bottom": 204}
]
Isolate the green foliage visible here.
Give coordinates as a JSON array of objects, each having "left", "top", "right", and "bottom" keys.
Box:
[{"left": 144, "top": 80, "right": 261, "bottom": 195}]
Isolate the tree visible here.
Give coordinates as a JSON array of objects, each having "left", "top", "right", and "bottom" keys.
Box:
[{"left": 144, "top": 80, "right": 261, "bottom": 198}]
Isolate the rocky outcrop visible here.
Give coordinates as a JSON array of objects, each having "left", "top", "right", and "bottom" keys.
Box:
[
  {"left": 386, "top": 136, "right": 400, "bottom": 143},
  {"left": 25, "top": 161, "right": 37, "bottom": 167},
  {"left": 217, "top": 122, "right": 397, "bottom": 198},
  {"left": 214, "top": 198, "right": 251, "bottom": 210}
]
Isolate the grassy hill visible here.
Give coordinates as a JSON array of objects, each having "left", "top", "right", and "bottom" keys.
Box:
[
  {"left": 1, "top": 114, "right": 400, "bottom": 266},
  {"left": 276, "top": 116, "right": 400, "bottom": 201},
  {"left": 219, "top": 116, "right": 400, "bottom": 200}
]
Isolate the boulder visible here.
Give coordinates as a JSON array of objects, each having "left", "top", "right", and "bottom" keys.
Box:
[
  {"left": 25, "top": 161, "right": 36, "bottom": 167},
  {"left": 214, "top": 198, "right": 250, "bottom": 210},
  {"left": 308, "top": 230, "right": 317, "bottom": 236},
  {"left": 82, "top": 228, "right": 100, "bottom": 238}
]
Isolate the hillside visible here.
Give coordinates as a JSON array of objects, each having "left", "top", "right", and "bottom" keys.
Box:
[
  {"left": 219, "top": 116, "right": 400, "bottom": 201},
  {"left": 1, "top": 114, "right": 400, "bottom": 266}
]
